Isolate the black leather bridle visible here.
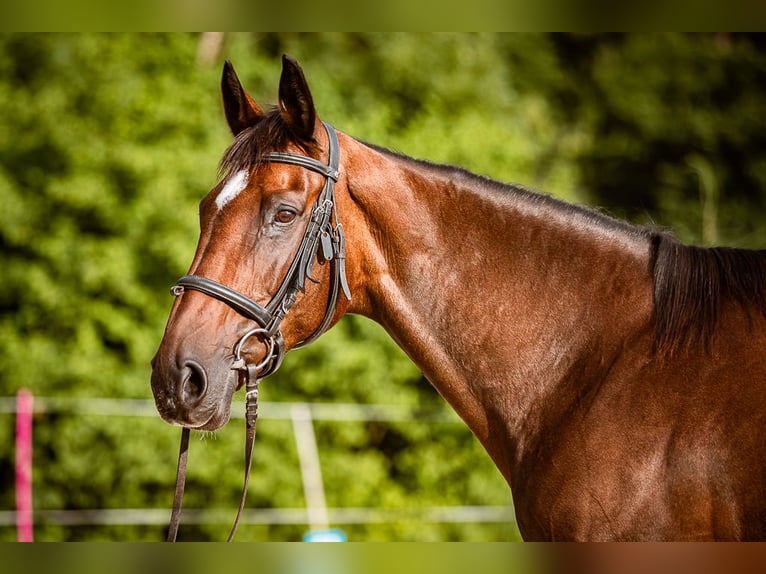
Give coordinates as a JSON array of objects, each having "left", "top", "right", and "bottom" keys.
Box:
[{"left": 165, "top": 122, "right": 351, "bottom": 541}]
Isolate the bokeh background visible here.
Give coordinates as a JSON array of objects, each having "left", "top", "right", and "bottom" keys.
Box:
[{"left": 1, "top": 33, "right": 766, "bottom": 541}]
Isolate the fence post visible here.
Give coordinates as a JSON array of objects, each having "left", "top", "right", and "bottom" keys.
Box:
[
  {"left": 291, "top": 403, "right": 329, "bottom": 531},
  {"left": 291, "top": 403, "right": 347, "bottom": 542},
  {"left": 15, "top": 388, "right": 34, "bottom": 542}
]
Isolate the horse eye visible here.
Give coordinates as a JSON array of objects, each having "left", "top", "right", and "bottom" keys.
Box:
[{"left": 275, "top": 209, "right": 297, "bottom": 224}]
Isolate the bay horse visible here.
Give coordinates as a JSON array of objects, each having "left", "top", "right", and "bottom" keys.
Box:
[{"left": 151, "top": 55, "right": 766, "bottom": 541}]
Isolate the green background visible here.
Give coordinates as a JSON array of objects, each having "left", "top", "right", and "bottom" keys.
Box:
[{"left": 2, "top": 33, "right": 766, "bottom": 541}]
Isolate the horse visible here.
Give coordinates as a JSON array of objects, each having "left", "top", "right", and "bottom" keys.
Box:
[{"left": 151, "top": 54, "right": 766, "bottom": 541}]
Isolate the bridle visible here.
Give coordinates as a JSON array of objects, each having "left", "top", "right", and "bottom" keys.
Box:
[{"left": 165, "top": 122, "right": 350, "bottom": 541}]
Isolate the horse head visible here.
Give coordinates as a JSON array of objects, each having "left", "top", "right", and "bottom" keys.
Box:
[{"left": 151, "top": 55, "right": 352, "bottom": 430}]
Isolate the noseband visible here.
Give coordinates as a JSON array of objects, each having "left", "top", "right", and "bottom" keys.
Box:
[{"left": 165, "top": 123, "right": 351, "bottom": 541}]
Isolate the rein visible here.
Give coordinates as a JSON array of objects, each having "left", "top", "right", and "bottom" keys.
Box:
[{"left": 165, "top": 122, "right": 350, "bottom": 541}]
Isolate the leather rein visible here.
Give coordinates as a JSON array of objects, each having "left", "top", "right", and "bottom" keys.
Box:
[{"left": 165, "top": 122, "right": 350, "bottom": 541}]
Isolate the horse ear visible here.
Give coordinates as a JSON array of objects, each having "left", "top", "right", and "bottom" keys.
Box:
[
  {"left": 221, "top": 60, "right": 264, "bottom": 136},
  {"left": 278, "top": 54, "right": 317, "bottom": 143}
]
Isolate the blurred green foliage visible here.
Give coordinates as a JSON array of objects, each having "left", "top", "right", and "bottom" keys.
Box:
[{"left": 1, "top": 33, "right": 766, "bottom": 541}]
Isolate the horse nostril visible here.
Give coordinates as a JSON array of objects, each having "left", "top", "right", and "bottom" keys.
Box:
[{"left": 181, "top": 360, "right": 208, "bottom": 405}]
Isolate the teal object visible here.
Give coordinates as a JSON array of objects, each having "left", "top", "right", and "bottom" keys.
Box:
[{"left": 302, "top": 528, "right": 347, "bottom": 542}]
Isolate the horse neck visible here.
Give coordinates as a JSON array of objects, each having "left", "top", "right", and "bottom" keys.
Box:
[{"left": 341, "top": 136, "right": 655, "bottom": 480}]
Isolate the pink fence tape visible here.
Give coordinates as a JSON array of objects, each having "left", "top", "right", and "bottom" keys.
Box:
[{"left": 15, "top": 388, "right": 33, "bottom": 542}]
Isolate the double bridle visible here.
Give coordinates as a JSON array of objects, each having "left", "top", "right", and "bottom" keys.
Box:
[{"left": 165, "top": 122, "right": 350, "bottom": 541}]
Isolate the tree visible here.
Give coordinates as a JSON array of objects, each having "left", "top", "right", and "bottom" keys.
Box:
[{"left": 541, "top": 33, "right": 766, "bottom": 247}]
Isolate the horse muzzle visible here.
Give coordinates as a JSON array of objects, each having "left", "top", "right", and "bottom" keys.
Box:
[{"left": 150, "top": 352, "right": 238, "bottom": 430}]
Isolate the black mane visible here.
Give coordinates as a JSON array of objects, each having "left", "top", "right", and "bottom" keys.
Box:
[{"left": 651, "top": 234, "right": 766, "bottom": 354}]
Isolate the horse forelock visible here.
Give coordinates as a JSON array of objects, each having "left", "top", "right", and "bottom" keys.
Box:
[
  {"left": 651, "top": 233, "right": 766, "bottom": 355},
  {"left": 218, "top": 107, "right": 320, "bottom": 178}
]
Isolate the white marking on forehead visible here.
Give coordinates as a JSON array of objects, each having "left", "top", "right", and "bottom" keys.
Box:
[{"left": 216, "top": 170, "right": 249, "bottom": 211}]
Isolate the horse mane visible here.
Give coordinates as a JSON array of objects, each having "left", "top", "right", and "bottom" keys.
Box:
[
  {"left": 370, "top": 142, "right": 766, "bottom": 355},
  {"left": 366, "top": 141, "right": 766, "bottom": 354},
  {"left": 651, "top": 233, "right": 766, "bottom": 354},
  {"left": 219, "top": 107, "right": 321, "bottom": 178}
]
